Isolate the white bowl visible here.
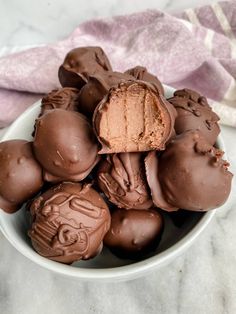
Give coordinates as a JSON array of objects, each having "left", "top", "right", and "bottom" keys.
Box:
[{"left": 0, "top": 85, "right": 223, "bottom": 282}]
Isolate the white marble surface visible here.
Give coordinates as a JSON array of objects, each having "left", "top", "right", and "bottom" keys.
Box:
[
  {"left": 0, "top": 0, "right": 219, "bottom": 47},
  {"left": 0, "top": 1, "right": 236, "bottom": 314}
]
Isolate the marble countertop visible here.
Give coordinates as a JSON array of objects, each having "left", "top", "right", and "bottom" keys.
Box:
[{"left": 1, "top": 1, "right": 236, "bottom": 314}]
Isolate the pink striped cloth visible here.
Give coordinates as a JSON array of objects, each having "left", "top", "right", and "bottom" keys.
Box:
[{"left": 1, "top": 1, "right": 236, "bottom": 128}]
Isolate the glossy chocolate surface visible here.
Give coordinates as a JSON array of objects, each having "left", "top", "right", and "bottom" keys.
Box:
[
  {"left": 0, "top": 140, "right": 43, "bottom": 213},
  {"left": 29, "top": 182, "right": 111, "bottom": 263},
  {"left": 58, "top": 46, "right": 112, "bottom": 88},
  {"left": 104, "top": 208, "right": 163, "bottom": 259},
  {"left": 33, "top": 109, "right": 100, "bottom": 182},
  {"left": 145, "top": 130, "right": 233, "bottom": 212}
]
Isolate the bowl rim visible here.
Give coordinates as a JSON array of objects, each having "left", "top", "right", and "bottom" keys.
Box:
[
  {"left": 0, "top": 208, "right": 215, "bottom": 280},
  {"left": 0, "top": 85, "right": 224, "bottom": 281}
]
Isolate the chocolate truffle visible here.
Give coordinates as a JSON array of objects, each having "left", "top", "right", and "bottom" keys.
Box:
[
  {"left": 58, "top": 46, "right": 112, "bottom": 88},
  {"left": 78, "top": 71, "right": 134, "bottom": 117},
  {"left": 28, "top": 182, "right": 111, "bottom": 264},
  {"left": 0, "top": 140, "right": 43, "bottom": 213},
  {"left": 104, "top": 208, "right": 163, "bottom": 259},
  {"left": 145, "top": 130, "right": 233, "bottom": 212},
  {"left": 93, "top": 81, "right": 176, "bottom": 154},
  {"left": 125, "top": 66, "right": 164, "bottom": 95},
  {"left": 168, "top": 88, "right": 220, "bottom": 145},
  {"left": 97, "top": 153, "right": 153, "bottom": 210},
  {"left": 40, "top": 87, "right": 80, "bottom": 115},
  {"left": 33, "top": 109, "right": 100, "bottom": 182}
]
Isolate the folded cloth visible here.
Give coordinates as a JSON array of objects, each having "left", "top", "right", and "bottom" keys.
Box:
[{"left": 1, "top": 1, "right": 236, "bottom": 128}]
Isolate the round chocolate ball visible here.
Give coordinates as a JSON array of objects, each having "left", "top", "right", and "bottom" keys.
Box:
[
  {"left": 104, "top": 208, "right": 164, "bottom": 260},
  {"left": 33, "top": 109, "right": 100, "bottom": 183},
  {"left": 168, "top": 89, "right": 220, "bottom": 145},
  {"left": 58, "top": 46, "right": 112, "bottom": 88},
  {"left": 145, "top": 130, "right": 233, "bottom": 212},
  {"left": 0, "top": 140, "right": 43, "bottom": 213},
  {"left": 97, "top": 153, "right": 153, "bottom": 210},
  {"left": 78, "top": 71, "right": 133, "bottom": 117},
  {"left": 125, "top": 66, "right": 164, "bottom": 95},
  {"left": 28, "top": 182, "right": 111, "bottom": 264}
]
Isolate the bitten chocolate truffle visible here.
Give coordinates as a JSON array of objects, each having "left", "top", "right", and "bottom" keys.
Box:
[
  {"left": 97, "top": 153, "right": 153, "bottom": 210},
  {"left": 58, "top": 46, "right": 112, "bottom": 88},
  {"left": 168, "top": 88, "right": 220, "bottom": 145},
  {"left": 0, "top": 140, "right": 43, "bottom": 213},
  {"left": 145, "top": 130, "right": 233, "bottom": 212},
  {"left": 93, "top": 81, "right": 176, "bottom": 154},
  {"left": 40, "top": 87, "right": 80, "bottom": 115},
  {"left": 125, "top": 66, "right": 164, "bottom": 95},
  {"left": 104, "top": 208, "right": 163, "bottom": 259},
  {"left": 78, "top": 71, "right": 133, "bottom": 117},
  {"left": 28, "top": 182, "right": 111, "bottom": 264},
  {"left": 33, "top": 109, "right": 100, "bottom": 182}
]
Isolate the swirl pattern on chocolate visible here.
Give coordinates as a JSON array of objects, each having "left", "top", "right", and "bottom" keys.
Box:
[
  {"left": 41, "top": 87, "right": 80, "bottom": 114},
  {"left": 97, "top": 153, "right": 153, "bottom": 210},
  {"left": 29, "top": 182, "right": 111, "bottom": 264}
]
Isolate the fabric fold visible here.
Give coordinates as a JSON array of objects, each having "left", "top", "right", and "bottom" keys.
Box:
[{"left": 1, "top": 1, "right": 236, "bottom": 128}]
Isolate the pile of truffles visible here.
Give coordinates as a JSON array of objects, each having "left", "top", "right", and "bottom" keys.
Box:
[{"left": 0, "top": 46, "right": 233, "bottom": 263}]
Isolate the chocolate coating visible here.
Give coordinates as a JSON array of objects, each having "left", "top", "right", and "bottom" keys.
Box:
[
  {"left": 78, "top": 71, "right": 134, "bottom": 117},
  {"left": 58, "top": 47, "right": 112, "bottom": 88},
  {"left": 145, "top": 131, "right": 233, "bottom": 212},
  {"left": 0, "top": 140, "right": 43, "bottom": 213},
  {"left": 32, "top": 88, "right": 81, "bottom": 137},
  {"left": 97, "top": 153, "right": 153, "bottom": 210},
  {"left": 125, "top": 66, "right": 164, "bottom": 95},
  {"left": 104, "top": 208, "right": 163, "bottom": 259},
  {"left": 28, "top": 182, "right": 111, "bottom": 264},
  {"left": 168, "top": 89, "right": 220, "bottom": 145},
  {"left": 93, "top": 81, "right": 176, "bottom": 154},
  {"left": 41, "top": 87, "right": 80, "bottom": 115},
  {"left": 33, "top": 109, "right": 100, "bottom": 182}
]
